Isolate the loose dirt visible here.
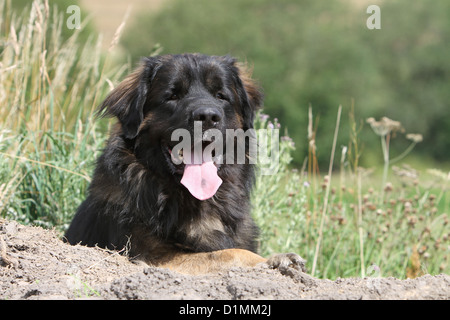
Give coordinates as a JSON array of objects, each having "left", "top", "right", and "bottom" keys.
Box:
[{"left": 1, "top": 219, "right": 448, "bottom": 300}]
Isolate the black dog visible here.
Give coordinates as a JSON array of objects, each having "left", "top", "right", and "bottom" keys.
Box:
[{"left": 64, "top": 54, "right": 304, "bottom": 274}]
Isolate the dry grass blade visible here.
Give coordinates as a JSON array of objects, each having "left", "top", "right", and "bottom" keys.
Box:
[
  {"left": 311, "top": 105, "right": 342, "bottom": 276},
  {"left": 108, "top": 6, "right": 131, "bottom": 52}
]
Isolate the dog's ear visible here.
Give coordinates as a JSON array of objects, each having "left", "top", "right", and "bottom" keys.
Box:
[
  {"left": 232, "top": 61, "right": 264, "bottom": 130},
  {"left": 97, "top": 57, "right": 160, "bottom": 139}
]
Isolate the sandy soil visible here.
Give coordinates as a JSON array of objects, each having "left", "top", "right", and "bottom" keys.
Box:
[{"left": 1, "top": 219, "right": 448, "bottom": 300}]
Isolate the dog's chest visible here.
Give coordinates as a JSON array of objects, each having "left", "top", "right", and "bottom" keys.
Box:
[{"left": 184, "top": 214, "right": 225, "bottom": 239}]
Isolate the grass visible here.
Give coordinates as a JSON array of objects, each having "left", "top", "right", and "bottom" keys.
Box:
[
  {"left": 1, "top": 1, "right": 448, "bottom": 280},
  {"left": 0, "top": 0, "right": 127, "bottom": 228},
  {"left": 252, "top": 109, "right": 449, "bottom": 279}
]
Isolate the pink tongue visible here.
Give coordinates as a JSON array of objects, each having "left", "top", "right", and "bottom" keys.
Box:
[{"left": 181, "top": 161, "right": 222, "bottom": 200}]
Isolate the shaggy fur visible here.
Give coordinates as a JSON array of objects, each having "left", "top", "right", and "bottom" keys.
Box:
[{"left": 64, "top": 54, "right": 304, "bottom": 274}]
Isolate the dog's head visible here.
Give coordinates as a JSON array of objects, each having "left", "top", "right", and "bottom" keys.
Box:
[{"left": 98, "top": 54, "right": 263, "bottom": 200}]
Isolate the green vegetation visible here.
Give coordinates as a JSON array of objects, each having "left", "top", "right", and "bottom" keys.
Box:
[
  {"left": 252, "top": 110, "right": 449, "bottom": 279},
  {"left": 0, "top": 1, "right": 448, "bottom": 280},
  {"left": 0, "top": 0, "right": 127, "bottom": 228},
  {"left": 7, "top": 0, "right": 96, "bottom": 43}
]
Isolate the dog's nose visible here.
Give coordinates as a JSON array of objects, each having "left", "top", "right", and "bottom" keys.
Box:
[{"left": 192, "top": 107, "right": 222, "bottom": 128}]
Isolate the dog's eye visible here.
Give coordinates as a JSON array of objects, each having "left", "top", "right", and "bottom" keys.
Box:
[
  {"left": 216, "top": 92, "right": 226, "bottom": 100},
  {"left": 168, "top": 93, "right": 178, "bottom": 101}
]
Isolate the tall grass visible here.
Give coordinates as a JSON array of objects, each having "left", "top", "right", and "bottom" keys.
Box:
[
  {"left": 0, "top": 0, "right": 127, "bottom": 228},
  {"left": 252, "top": 109, "right": 449, "bottom": 279},
  {"left": 0, "top": 1, "right": 448, "bottom": 280}
]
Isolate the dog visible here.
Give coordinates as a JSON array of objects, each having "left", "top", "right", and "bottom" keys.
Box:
[{"left": 64, "top": 54, "right": 305, "bottom": 274}]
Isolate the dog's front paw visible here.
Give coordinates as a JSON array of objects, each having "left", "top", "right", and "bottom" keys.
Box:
[{"left": 266, "top": 253, "right": 307, "bottom": 273}]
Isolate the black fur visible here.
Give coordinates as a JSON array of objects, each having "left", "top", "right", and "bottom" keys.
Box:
[{"left": 64, "top": 54, "right": 263, "bottom": 261}]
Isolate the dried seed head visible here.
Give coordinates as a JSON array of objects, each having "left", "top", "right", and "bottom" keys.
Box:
[
  {"left": 392, "top": 165, "right": 418, "bottom": 180},
  {"left": 44, "top": 0, "right": 49, "bottom": 19},
  {"left": 434, "top": 239, "right": 441, "bottom": 250},
  {"left": 109, "top": 7, "right": 131, "bottom": 52},
  {"left": 406, "top": 133, "right": 423, "bottom": 143},
  {"left": 9, "top": 25, "right": 20, "bottom": 56},
  {"left": 363, "top": 195, "right": 369, "bottom": 203},
  {"left": 407, "top": 215, "right": 417, "bottom": 227},
  {"left": 384, "top": 182, "right": 393, "bottom": 192},
  {"left": 418, "top": 245, "right": 427, "bottom": 255},
  {"left": 366, "top": 117, "right": 404, "bottom": 136}
]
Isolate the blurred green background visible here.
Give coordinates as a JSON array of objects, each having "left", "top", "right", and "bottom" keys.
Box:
[{"left": 11, "top": 0, "right": 450, "bottom": 168}]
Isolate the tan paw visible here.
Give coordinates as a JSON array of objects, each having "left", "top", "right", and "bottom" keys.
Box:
[{"left": 266, "top": 253, "right": 307, "bottom": 272}]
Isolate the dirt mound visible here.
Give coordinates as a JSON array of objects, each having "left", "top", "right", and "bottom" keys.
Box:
[{"left": 1, "top": 219, "right": 448, "bottom": 300}]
